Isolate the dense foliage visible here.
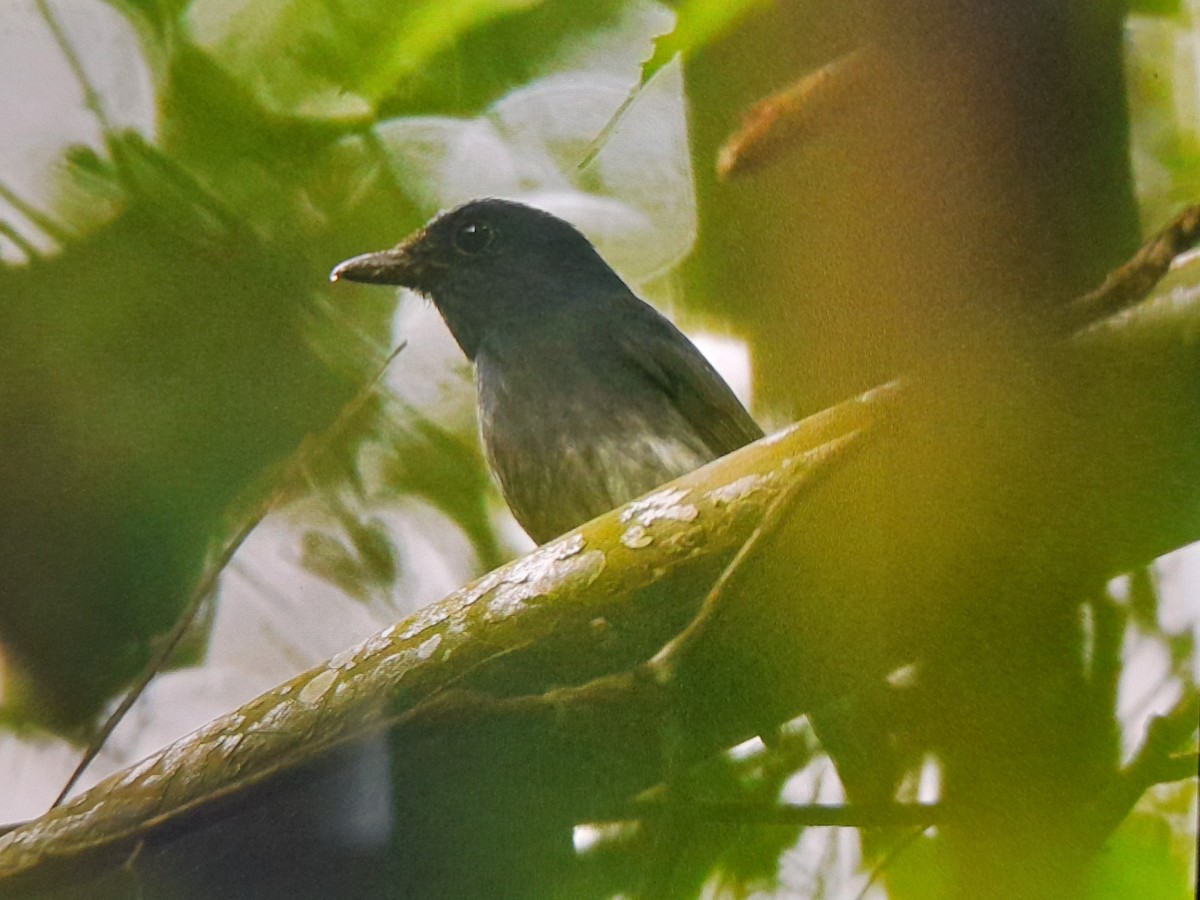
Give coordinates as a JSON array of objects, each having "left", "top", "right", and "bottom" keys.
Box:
[{"left": 0, "top": 1, "right": 1195, "bottom": 898}]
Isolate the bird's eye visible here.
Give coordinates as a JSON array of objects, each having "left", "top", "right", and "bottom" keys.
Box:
[{"left": 453, "top": 221, "right": 494, "bottom": 254}]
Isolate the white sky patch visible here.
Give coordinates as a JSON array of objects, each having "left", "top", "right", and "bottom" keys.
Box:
[
  {"left": 373, "top": 3, "right": 692, "bottom": 286},
  {"left": 1117, "top": 626, "right": 1183, "bottom": 761},
  {"left": 727, "top": 733, "right": 767, "bottom": 760},
  {"left": 1106, "top": 540, "right": 1200, "bottom": 761},
  {"left": 0, "top": 0, "right": 155, "bottom": 263},
  {"left": 1153, "top": 541, "right": 1200, "bottom": 653},
  {"left": 690, "top": 331, "right": 755, "bottom": 410}
]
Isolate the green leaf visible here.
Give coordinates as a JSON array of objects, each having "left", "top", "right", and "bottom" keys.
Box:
[
  {"left": 1087, "top": 805, "right": 1196, "bottom": 900},
  {"left": 357, "top": 0, "right": 546, "bottom": 99},
  {"left": 182, "top": 0, "right": 603, "bottom": 123},
  {"left": 1128, "top": 0, "right": 1184, "bottom": 15},
  {"left": 643, "top": 0, "right": 772, "bottom": 82}
]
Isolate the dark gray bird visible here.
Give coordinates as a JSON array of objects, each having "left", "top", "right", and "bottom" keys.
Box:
[{"left": 331, "top": 199, "right": 762, "bottom": 544}]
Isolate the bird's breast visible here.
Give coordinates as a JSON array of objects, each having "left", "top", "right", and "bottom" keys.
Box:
[{"left": 474, "top": 349, "right": 713, "bottom": 543}]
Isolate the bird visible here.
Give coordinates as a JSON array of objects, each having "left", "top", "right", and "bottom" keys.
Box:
[{"left": 331, "top": 198, "right": 763, "bottom": 544}]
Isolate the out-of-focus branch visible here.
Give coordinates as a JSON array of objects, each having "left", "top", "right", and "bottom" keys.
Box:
[
  {"left": 1062, "top": 205, "right": 1200, "bottom": 333},
  {"left": 716, "top": 45, "right": 886, "bottom": 180},
  {"left": 1079, "top": 690, "right": 1200, "bottom": 850}
]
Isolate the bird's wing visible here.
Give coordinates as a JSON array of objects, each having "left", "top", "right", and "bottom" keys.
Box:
[{"left": 609, "top": 295, "right": 764, "bottom": 458}]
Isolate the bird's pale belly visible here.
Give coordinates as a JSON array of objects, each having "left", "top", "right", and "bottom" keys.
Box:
[{"left": 480, "top": 394, "right": 713, "bottom": 543}]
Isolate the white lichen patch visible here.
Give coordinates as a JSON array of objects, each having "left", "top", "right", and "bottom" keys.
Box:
[
  {"left": 213, "top": 734, "right": 245, "bottom": 759},
  {"left": 454, "top": 535, "right": 584, "bottom": 616},
  {"left": 377, "top": 647, "right": 418, "bottom": 673},
  {"left": 396, "top": 602, "right": 456, "bottom": 641},
  {"left": 503, "top": 539, "right": 572, "bottom": 584},
  {"left": 620, "top": 487, "right": 699, "bottom": 527},
  {"left": 708, "top": 474, "right": 761, "bottom": 505},
  {"left": 329, "top": 645, "right": 359, "bottom": 671},
  {"left": 253, "top": 701, "right": 295, "bottom": 734},
  {"left": 196, "top": 733, "right": 245, "bottom": 767},
  {"left": 547, "top": 532, "right": 586, "bottom": 559},
  {"left": 214, "top": 712, "right": 247, "bottom": 735},
  {"left": 355, "top": 629, "right": 397, "bottom": 661},
  {"left": 154, "top": 734, "right": 202, "bottom": 778},
  {"left": 114, "top": 754, "right": 160, "bottom": 790},
  {"left": 620, "top": 524, "right": 653, "bottom": 548},
  {"left": 298, "top": 669, "right": 339, "bottom": 706},
  {"left": 486, "top": 548, "right": 606, "bottom": 618},
  {"left": 57, "top": 801, "right": 112, "bottom": 838},
  {"left": 461, "top": 568, "right": 505, "bottom": 606},
  {"left": 759, "top": 422, "right": 803, "bottom": 447},
  {"left": 416, "top": 633, "right": 443, "bottom": 660}
]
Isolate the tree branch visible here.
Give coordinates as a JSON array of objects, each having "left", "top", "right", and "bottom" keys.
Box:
[{"left": 1079, "top": 690, "right": 1200, "bottom": 850}]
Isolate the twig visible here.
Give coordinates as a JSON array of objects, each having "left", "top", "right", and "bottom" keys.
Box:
[
  {"left": 0, "top": 219, "right": 44, "bottom": 263},
  {"left": 853, "top": 825, "right": 929, "bottom": 900},
  {"left": 0, "top": 178, "right": 74, "bottom": 247},
  {"left": 606, "top": 407, "right": 884, "bottom": 897},
  {"left": 1150, "top": 751, "right": 1199, "bottom": 784},
  {"left": 577, "top": 78, "right": 646, "bottom": 173},
  {"left": 633, "top": 423, "right": 876, "bottom": 880},
  {"left": 650, "top": 426, "right": 874, "bottom": 677},
  {"left": 51, "top": 341, "right": 407, "bottom": 807},
  {"left": 1063, "top": 205, "right": 1200, "bottom": 334},
  {"left": 51, "top": 496, "right": 273, "bottom": 808},
  {"left": 717, "top": 45, "right": 884, "bottom": 180},
  {"left": 1078, "top": 689, "right": 1200, "bottom": 849},
  {"left": 35, "top": 0, "right": 114, "bottom": 135}
]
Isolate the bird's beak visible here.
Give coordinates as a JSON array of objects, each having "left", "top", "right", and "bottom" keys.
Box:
[
  {"left": 329, "top": 247, "right": 415, "bottom": 285},
  {"left": 330, "top": 228, "right": 449, "bottom": 290}
]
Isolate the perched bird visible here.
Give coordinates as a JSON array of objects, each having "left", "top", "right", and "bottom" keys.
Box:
[{"left": 331, "top": 199, "right": 762, "bottom": 544}]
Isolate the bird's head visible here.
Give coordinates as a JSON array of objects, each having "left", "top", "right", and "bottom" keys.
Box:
[{"left": 331, "top": 199, "right": 624, "bottom": 359}]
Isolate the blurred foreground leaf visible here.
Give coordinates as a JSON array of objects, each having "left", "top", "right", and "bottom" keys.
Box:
[{"left": 184, "top": 0, "right": 634, "bottom": 122}]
